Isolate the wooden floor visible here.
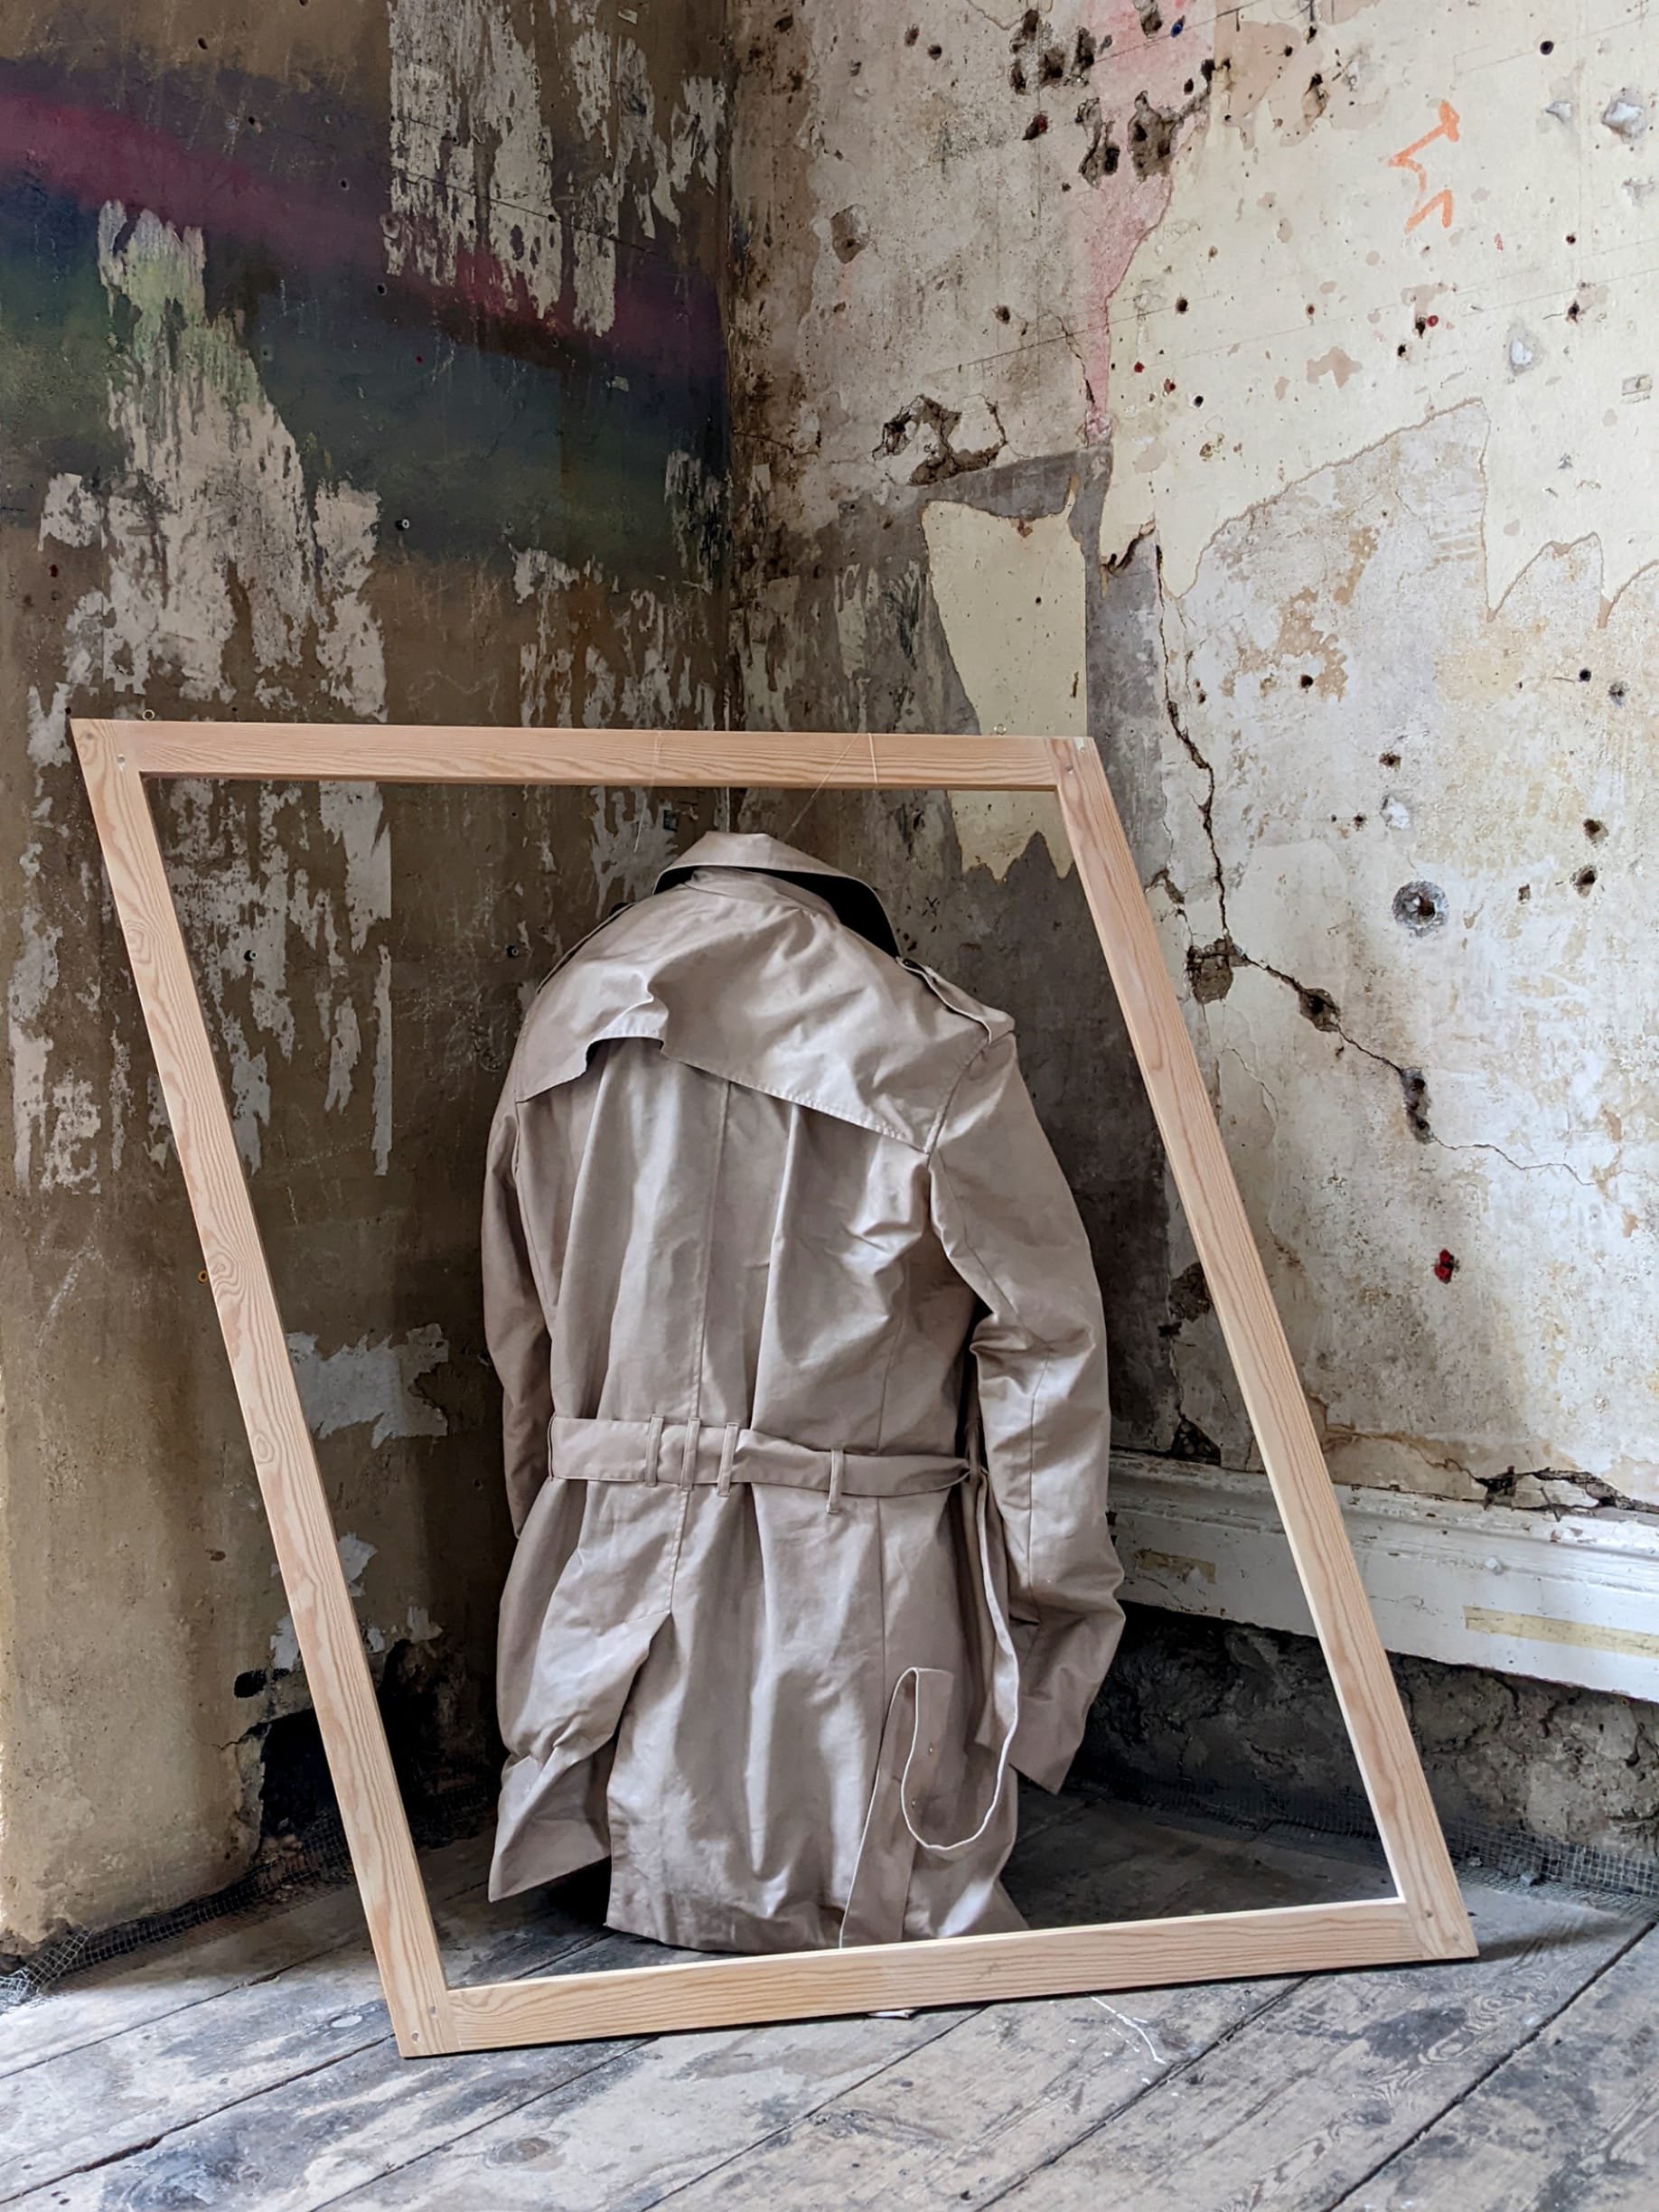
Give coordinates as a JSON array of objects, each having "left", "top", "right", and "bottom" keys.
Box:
[{"left": 2, "top": 1793, "right": 1654, "bottom": 2211}]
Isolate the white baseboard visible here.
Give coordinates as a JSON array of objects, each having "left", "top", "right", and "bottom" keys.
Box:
[{"left": 1110, "top": 1451, "right": 1659, "bottom": 1701}]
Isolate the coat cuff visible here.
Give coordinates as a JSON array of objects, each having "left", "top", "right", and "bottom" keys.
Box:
[{"left": 1008, "top": 1608, "right": 1127, "bottom": 1792}]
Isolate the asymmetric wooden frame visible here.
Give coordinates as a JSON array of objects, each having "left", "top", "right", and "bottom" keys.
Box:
[{"left": 73, "top": 717, "right": 1476, "bottom": 2057}]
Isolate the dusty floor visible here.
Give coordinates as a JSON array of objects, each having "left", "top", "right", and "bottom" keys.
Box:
[{"left": 1, "top": 1793, "right": 1653, "bottom": 2210}]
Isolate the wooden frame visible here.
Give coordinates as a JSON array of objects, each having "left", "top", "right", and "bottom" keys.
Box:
[{"left": 72, "top": 717, "right": 1476, "bottom": 2057}]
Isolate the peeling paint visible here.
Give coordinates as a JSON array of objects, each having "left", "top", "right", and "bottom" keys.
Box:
[
  {"left": 386, "top": 0, "right": 725, "bottom": 340},
  {"left": 337, "top": 1533, "right": 378, "bottom": 1595},
  {"left": 1157, "top": 407, "right": 1659, "bottom": 1500},
  {"left": 1, "top": 0, "right": 733, "bottom": 1953},
  {"left": 286, "top": 1326, "right": 449, "bottom": 1447},
  {"left": 728, "top": 1, "right": 1212, "bottom": 542},
  {"left": 727, "top": 0, "right": 1659, "bottom": 1535},
  {"left": 13, "top": 202, "right": 389, "bottom": 1191},
  {"left": 385, "top": 0, "right": 566, "bottom": 321},
  {"left": 513, "top": 547, "right": 720, "bottom": 735},
  {"left": 921, "top": 498, "right": 1081, "bottom": 879},
  {"left": 1095, "top": 3, "right": 1659, "bottom": 604}
]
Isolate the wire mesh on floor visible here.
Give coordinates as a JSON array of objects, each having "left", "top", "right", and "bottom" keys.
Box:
[
  {"left": 1097, "top": 1762, "right": 1659, "bottom": 1907},
  {"left": 0, "top": 1780, "right": 497, "bottom": 2018},
  {"left": 5, "top": 1767, "right": 1654, "bottom": 2017}
]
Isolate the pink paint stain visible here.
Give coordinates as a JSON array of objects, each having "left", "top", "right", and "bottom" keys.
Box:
[
  {"left": 1073, "top": 0, "right": 1217, "bottom": 438},
  {"left": 0, "top": 82, "right": 720, "bottom": 377}
]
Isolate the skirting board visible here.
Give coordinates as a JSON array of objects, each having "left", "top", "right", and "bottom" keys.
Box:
[{"left": 1112, "top": 1451, "right": 1659, "bottom": 1700}]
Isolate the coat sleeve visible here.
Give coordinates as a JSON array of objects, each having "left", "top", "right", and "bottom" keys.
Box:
[
  {"left": 482, "top": 1093, "right": 553, "bottom": 1537},
  {"left": 928, "top": 1033, "right": 1126, "bottom": 1791}
]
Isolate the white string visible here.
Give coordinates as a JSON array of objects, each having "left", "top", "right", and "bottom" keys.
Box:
[
  {"left": 837, "top": 1472, "right": 1019, "bottom": 1950},
  {"left": 780, "top": 734, "right": 866, "bottom": 845},
  {"left": 890, "top": 1475, "right": 1021, "bottom": 1858}
]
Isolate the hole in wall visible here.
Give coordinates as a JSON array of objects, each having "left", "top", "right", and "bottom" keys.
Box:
[
  {"left": 1169, "top": 1417, "right": 1222, "bottom": 1464},
  {"left": 1400, "top": 1069, "right": 1433, "bottom": 1141},
  {"left": 1392, "top": 881, "right": 1447, "bottom": 933},
  {"left": 252, "top": 1642, "right": 502, "bottom": 1852}
]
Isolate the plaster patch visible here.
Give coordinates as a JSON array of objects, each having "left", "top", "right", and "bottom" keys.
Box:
[
  {"left": 385, "top": 0, "right": 564, "bottom": 321},
  {"left": 286, "top": 1325, "right": 449, "bottom": 1447},
  {"left": 336, "top": 1532, "right": 378, "bottom": 1596},
  {"left": 1096, "top": 0, "right": 1659, "bottom": 604},
  {"left": 588, "top": 789, "right": 682, "bottom": 917},
  {"left": 14, "top": 205, "right": 389, "bottom": 1190},
  {"left": 271, "top": 1530, "right": 379, "bottom": 1670},
  {"left": 920, "top": 498, "right": 1082, "bottom": 879},
  {"left": 729, "top": 0, "right": 1211, "bottom": 539},
  {"left": 513, "top": 547, "right": 718, "bottom": 760},
  {"left": 665, "top": 448, "right": 725, "bottom": 588},
  {"left": 372, "top": 945, "right": 393, "bottom": 1177},
  {"left": 386, "top": 2, "right": 725, "bottom": 338},
  {"left": 1160, "top": 408, "right": 1659, "bottom": 1495},
  {"left": 325, "top": 1001, "right": 363, "bottom": 1117}
]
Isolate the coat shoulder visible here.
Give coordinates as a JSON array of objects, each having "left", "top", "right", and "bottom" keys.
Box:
[
  {"left": 506, "top": 886, "right": 1009, "bottom": 1151},
  {"left": 900, "top": 958, "right": 1014, "bottom": 1046}
]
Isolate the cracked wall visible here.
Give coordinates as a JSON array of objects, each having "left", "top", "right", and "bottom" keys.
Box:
[
  {"left": 0, "top": 0, "right": 730, "bottom": 1949},
  {"left": 729, "top": 0, "right": 1659, "bottom": 1828},
  {"left": 731, "top": 0, "right": 1659, "bottom": 1506},
  {"left": 4, "top": 0, "right": 1656, "bottom": 1945}
]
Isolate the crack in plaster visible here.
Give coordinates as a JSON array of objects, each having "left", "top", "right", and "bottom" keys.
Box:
[{"left": 1154, "top": 600, "right": 1606, "bottom": 1190}]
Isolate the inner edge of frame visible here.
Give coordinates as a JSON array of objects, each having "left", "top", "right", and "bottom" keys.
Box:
[{"left": 74, "top": 714, "right": 1462, "bottom": 2027}]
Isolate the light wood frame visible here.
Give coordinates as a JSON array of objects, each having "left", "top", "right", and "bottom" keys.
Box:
[{"left": 72, "top": 717, "right": 1476, "bottom": 2057}]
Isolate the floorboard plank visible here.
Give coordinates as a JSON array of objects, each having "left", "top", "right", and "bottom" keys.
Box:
[
  {"left": 14, "top": 1800, "right": 1635, "bottom": 2212},
  {"left": 1332, "top": 1919, "right": 1659, "bottom": 2212},
  {"left": 3, "top": 1923, "right": 677, "bottom": 2212},
  {"left": 0, "top": 1875, "right": 607, "bottom": 2205},
  {"left": 605, "top": 1814, "right": 1392, "bottom": 2212},
  {"left": 0, "top": 1839, "right": 491, "bottom": 2080},
  {"left": 314, "top": 1804, "right": 1383, "bottom": 2212},
  {"left": 976, "top": 1883, "right": 1644, "bottom": 2212},
  {"left": 326, "top": 2010, "right": 973, "bottom": 2212},
  {"left": 1003, "top": 1797, "right": 1361, "bottom": 1928}
]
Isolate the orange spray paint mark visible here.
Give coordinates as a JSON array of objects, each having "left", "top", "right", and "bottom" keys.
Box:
[{"left": 1389, "top": 100, "right": 1460, "bottom": 233}]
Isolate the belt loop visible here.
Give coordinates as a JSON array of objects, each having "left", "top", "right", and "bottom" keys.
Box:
[
  {"left": 678, "top": 1419, "right": 700, "bottom": 1491},
  {"left": 645, "top": 1414, "right": 664, "bottom": 1487},
  {"left": 826, "top": 1448, "right": 846, "bottom": 1515},
  {"left": 717, "top": 1423, "right": 738, "bottom": 1496}
]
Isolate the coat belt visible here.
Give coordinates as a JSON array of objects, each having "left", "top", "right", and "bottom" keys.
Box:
[
  {"left": 546, "top": 1413, "right": 1019, "bottom": 1949},
  {"left": 548, "top": 1414, "right": 970, "bottom": 1502}
]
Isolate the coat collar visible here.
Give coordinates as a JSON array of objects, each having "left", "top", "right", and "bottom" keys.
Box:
[{"left": 654, "top": 831, "right": 900, "bottom": 958}]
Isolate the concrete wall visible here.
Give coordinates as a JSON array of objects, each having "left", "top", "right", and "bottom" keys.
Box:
[
  {"left": 5, "top": 0, "right": 1657, "bottom": 1948},
  {"left": 727, "top": 1, "right": 1659, "bottom": 1837},
  {"left": 0, "top": 0, "right": 730, "bottom": 1951}
]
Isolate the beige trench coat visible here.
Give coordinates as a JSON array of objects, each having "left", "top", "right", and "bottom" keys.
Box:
[{"left": 483, "top": 831, "right": 1124, "bottom": 1953}]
